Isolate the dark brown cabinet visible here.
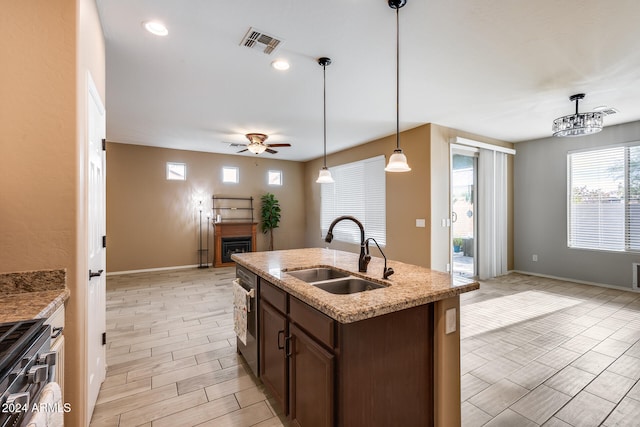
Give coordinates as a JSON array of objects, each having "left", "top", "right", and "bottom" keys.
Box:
[
  {"left": 289, "top": 323, "right": 335, "bottom": 427},
  {"left": 259, "top": 297, "right": 288, "bottom": 414},
  {"left": 258, "top": 278, "right": 434, "bottom": 427}
]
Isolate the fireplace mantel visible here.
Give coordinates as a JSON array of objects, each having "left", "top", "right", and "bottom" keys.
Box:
[{"left": 213, "top": 222, "right": 257, "bottom": 267}]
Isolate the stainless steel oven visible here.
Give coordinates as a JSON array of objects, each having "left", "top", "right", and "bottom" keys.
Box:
[
  {"left": 235, "top": 264, "right": 259, "bottom": 377},
  {"left": 0, "top": 318, "right": 55, "bottom": 427}
]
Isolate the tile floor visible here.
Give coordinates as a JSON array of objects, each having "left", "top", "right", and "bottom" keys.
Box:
[
  {"left": 89, "top": 268, "right": 640, "bottom": 426},
  {"left": 461, "top": 273, "right": 640, "bottom": 427}
]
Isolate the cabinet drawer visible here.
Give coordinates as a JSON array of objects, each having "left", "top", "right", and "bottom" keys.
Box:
[
  {"left": 261, "top": 279, "right": 287, "bottom": 313},
  {"left": 290, "top": 297, "right": 335, "bottom": 349}
]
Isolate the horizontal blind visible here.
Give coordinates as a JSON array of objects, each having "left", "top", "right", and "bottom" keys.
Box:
[
  {"left": 320, "top": 155, "right": 386, "bottom": 245},
  {"left": 568, "top": 146, "right": 625, "bottom": 251}
]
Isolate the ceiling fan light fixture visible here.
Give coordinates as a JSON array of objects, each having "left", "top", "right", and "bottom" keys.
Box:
[
  {"left": 552, "top": 93, "right": 603, "bottom": 137},
  {"left": 385, "top": 0, "right": 411, "bottom": 173},
  {"left": 247, "top": 142, "right": 267, "bottom": 154}
]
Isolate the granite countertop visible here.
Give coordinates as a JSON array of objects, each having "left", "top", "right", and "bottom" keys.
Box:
[
  {"left": 0, "top": 269, "right": 70, "bottom": 323},
  {"left": 232, "top": 248, "right": 479, "bottom": 323}
]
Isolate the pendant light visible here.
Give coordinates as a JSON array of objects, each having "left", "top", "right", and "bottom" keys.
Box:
[
  {"left": 316, "top": 57, "right": 335, "bottom": 183},
  {"left": 552, "top": 93, "right": 603, "bottom": 137},
  {"left": 385, "top": 0, "right": 411, "bottom": 172}
]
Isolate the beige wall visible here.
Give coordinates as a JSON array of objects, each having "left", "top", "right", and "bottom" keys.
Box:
[
  {"left": 106, "top": 143, "right": 307, "bottom": 272},
  {"left": 429, "top": 124, "right": 515, "bottom": 272},
  {"left": 303, "top": 124, "right": 515, "bottom": 271},
  {"left": 0, "top": 1, "right": 105, "bottom": 426},
  {"left": 0, "top": 1, "right": 77, "bottom": 272},
  {"left": 304, "top": 125, "right": 432, "bottom": 267}
]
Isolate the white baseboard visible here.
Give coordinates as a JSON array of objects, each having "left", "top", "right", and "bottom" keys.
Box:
[
  {"left": 511, "top": 270, "right": 640, "bottom": 294},
  {"left": 106, "top": 264, "right": 210, "bottom": 276}
]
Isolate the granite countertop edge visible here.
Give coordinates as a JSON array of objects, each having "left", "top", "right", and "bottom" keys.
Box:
[
  {"left": 0, "top": 289, "right": 70, "bottom": 323},
  {"left": 0, "top": 268, "right": 70, "bottom": 323},
  {"left": 233, "top": 248, "right": 479, "bottom": 323}
]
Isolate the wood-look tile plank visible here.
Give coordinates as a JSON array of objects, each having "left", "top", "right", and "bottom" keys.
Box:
[
  {"left": 119, "top": 389, "right": 208, "bottom": 427},
  {"left": 151, "top": 394, "right": 240, "bottom": 427}
]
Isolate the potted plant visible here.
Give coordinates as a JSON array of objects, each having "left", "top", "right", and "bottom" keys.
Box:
[
  {"left": 453, "top": 237, "right": 463, "bottom": 253},
  {"left": 261, "top": 193, "right": 281, "bottom": 251}
]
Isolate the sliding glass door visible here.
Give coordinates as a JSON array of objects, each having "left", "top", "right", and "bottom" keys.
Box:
[{"left": 451, "top": 149, "right": 478, "bottom": 277}]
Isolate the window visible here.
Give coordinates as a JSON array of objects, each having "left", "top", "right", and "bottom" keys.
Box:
[
  {"left": 321, "top": 155, "right": 386, "bottom": 245},
  {"left": 166, "top": 162, "right": 186, "bottom": 180},
  {"left": 222, "top": 166, "right": 239, "bottom": 183},
  {"left": 568, "top": 143, "right": 640, "bottom": 252},
  {"left": 268, "top": 170, "right": 283, "bottom": 186}
]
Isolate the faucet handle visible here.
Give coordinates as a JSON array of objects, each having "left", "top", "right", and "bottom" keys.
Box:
[{"left": 384, "top": 267, "right": 394, "bottom": 280}]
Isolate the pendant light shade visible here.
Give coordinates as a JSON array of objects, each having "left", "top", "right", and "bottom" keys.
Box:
[
  {"left": 316, "top": 57, "right": 334, "bottom": 184},
  {"left": 552, "top": 93, "right": 603, "bottom": 137},
  {"left": 385, "top": 0, "right": 411, "bottom": 173}
]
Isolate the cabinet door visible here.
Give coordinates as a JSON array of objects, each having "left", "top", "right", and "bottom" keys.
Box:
[
  {"left": 289, "top": 323, "right": 335, "bottom": 427},
  {"left": 260, "top": 300, "right": 288, "bottom": 414}
]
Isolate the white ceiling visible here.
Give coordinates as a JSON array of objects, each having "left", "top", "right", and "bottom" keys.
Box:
[{"left": 96, "top": 0, "right": 640, "bottom": 162}]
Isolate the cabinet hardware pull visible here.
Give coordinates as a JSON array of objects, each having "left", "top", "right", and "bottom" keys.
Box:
[
  {"left": 277, "top": 330, "right": 285, "bottom": 350},
  {"left": 51, "top": 326, "right": 64, "bottom": 339},
  {"left": 89, "top": 269, "right": 104, "bottom": 279},
  {"left": 285, "top": 335, "right": 292, "bottom": 358}
]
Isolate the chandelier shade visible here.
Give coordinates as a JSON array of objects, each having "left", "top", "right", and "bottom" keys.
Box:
[{"left": 552, "top": 93, "right": 603, "bottom": 137}]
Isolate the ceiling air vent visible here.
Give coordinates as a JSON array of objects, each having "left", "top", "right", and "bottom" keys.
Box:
[
  {"left": 593, "top": 106, "right": 619, "bottom": 116},
  {"left": 240, "top": 27, "right": 283, "bottom": 55}
]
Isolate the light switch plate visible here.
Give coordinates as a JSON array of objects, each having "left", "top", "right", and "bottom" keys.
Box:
[
  {"left": 445, "top": 308, "right": 456, "bottom": 334},
  {"left": 416, "top": 219, "right": 426, "bottom": 228}
]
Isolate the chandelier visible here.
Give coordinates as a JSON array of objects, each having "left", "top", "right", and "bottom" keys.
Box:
[{"left": 552, "top": 93, "right": 603, "bottom": 137}]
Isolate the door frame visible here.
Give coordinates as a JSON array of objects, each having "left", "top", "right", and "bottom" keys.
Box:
[{"left": 450, "top": 144, "right": 478, "bottom": 278}]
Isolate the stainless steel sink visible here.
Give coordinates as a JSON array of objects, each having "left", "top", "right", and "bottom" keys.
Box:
[
  {"left": 286, "top": 267, "right": 350, "bottom": 282},
  {"left": 313, "top": 278, "right": 385, "bottom": 295}
]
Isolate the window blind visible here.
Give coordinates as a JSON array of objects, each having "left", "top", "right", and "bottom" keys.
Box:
[
  {"left": 320, "top": 155, "right": 386, "bottom": 245},
  {"left": 568, "top": 144, "right": 640, "bottom": 252}
]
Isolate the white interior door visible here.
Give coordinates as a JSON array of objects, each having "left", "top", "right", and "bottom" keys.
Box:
[{"left": 87, "top": 72, "right": 106, "bottom": 424}]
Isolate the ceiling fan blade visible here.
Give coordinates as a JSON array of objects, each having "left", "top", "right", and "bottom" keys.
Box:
[
  {"left": 229, "top": 143, "right": 247, "bottom": 147},
  {"left": 237, "top": 149, "right": 248, "bottom": 153},
  {"left": 267, "top": 143, "right": 291, "bottom": 147},
  {"left": 266, "top": 148, "right": 278, "bottom": 154}
]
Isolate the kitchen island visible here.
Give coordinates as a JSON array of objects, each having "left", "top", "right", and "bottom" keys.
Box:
[{"left": 232, "top": 248, "right": 479, "bottom": 427}]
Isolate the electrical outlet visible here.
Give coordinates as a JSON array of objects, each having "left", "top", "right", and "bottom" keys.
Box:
[
  {"left": 532, "top": 254, "right": 538, "bottom": 262},
  {"left": 445, "top": 308, "right": 456, "bottom": 334}
]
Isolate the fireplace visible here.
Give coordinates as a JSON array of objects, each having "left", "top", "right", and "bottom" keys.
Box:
[
  {"left": 221, "top": 236, "right": 252, "bottom": 263},
  {"left": 213, "top": 222, "right": 257, "bottom": 267}
]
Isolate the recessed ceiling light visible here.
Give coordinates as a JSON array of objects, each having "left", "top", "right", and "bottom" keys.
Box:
[
  {"left": 271, "top": 60, "right": 290, "bottom": 71},
  {"left": 143, "top": 21, "right": 168, "bottom": 36}
]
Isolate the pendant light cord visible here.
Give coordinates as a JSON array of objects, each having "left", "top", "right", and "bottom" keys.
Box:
[
  {"left": 395, "top": 7, "right": 400, "bottom": 150},
  {"left": 323, "top": 63, "right": 328, "bottom": 168}
]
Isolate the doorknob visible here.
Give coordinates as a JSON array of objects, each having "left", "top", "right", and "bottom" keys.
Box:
[{"left": 89, "top": 269, "right": 104, "bottom": 279}]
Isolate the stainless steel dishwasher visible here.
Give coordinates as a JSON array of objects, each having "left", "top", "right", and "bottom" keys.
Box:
[{"left": 235, "top": 264, "right": 259, "bottom": 377}]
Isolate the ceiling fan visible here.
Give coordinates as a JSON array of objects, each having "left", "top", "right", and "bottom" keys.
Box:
[{"left": 227, "top": 133, "right": 292, "bottom": 155}]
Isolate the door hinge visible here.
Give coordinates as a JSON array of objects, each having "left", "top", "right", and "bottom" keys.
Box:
[
  {"left": 102, "top": 138, "right": 106, "bottom": 151},
  {"left": 102, "top": 235, "right": 107, "bottom": 248},
  {"left": 102, "top": 332, "right": 107, "bottom": 346}
]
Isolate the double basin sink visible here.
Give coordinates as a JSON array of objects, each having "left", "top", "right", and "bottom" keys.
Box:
[{"left": 285, "top": 267, "right": 386, "bottom": 295}]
